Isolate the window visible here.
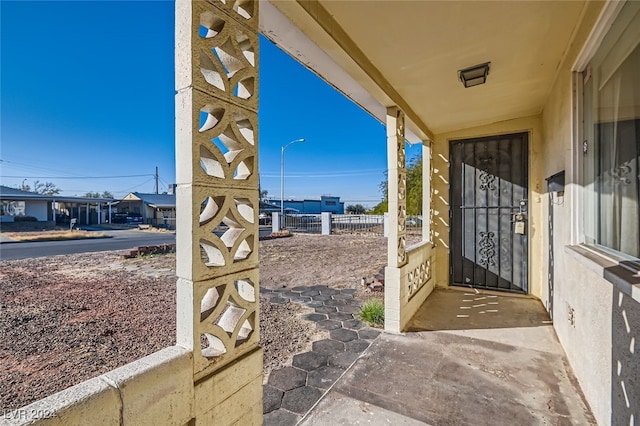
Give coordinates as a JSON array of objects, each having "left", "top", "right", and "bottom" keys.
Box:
[{"left": 582, "top": 1, "right": 640, "bottom": 260}]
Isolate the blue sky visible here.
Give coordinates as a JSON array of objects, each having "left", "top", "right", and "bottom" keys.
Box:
[{"left": 1, "top": 1, "right": 420, "bottom": 207}]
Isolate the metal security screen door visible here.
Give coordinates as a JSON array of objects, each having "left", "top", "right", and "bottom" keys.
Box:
[{"left": 450, "top": 133, "right": 529, "bottom": 293}]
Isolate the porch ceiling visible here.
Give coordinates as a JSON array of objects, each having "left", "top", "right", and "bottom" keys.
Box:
[{"left": 265, "top": 0, "right": 589, "bottom": 136}]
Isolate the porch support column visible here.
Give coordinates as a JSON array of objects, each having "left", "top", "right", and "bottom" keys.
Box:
[
  {"left": 175, "top": 1, "right": 262, "bottom": 423},
  {"left": 422, "top": 140, "right": 431, "bottom": 242},
  {"left": 385, "top": 106, "right": 407, "bottom": 333}
]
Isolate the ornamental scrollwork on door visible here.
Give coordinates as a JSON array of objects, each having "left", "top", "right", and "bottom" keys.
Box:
[
  {"left": 478, "top": 171, "right": 497, "bottom": 191},
  {"left": 478, "top": 231, "right": 496, "bottom": 266},
  {"left": 477, "top": 153, "right": 497, "bottom": 192}
]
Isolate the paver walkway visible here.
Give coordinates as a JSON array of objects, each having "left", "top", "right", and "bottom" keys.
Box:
[
  {"left": 259, "top": 285, "right": 380, "bottom": 425},
  {"left": 301, "top": 288, "right": 597, "bottom": 425}
]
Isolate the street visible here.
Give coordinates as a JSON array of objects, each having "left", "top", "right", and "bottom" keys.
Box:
[
  {"left": 0, "top": 227, "right": 274, "bottom": 261},
  {"left": 0, "top": 230, "right": 176, "bottom": 261}
]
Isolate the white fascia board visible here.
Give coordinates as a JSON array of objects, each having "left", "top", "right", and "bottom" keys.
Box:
[{"left": 260, "top": 0, "right": 423, "bottom": 145}]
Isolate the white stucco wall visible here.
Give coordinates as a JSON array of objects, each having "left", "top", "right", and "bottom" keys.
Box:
[
  {"left": 25, "top": 201, "right": 49, "bottom": 221},
  {"left": 539, "top": 2, "right": 639, "bottom": 424}
]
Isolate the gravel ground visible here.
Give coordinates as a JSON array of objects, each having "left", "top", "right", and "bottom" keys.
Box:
[{"left": 0, "top": 234, "right": 388, "bottom": 409}]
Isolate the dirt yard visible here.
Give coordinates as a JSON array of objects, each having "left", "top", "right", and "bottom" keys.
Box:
[{"left": 0, "top": 234, "right": 387, "bottom": 410}]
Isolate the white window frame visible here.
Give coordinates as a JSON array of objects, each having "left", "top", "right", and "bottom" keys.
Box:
[
  {"left": 571, "top": 0, "right": 626, "bottom": 246},
  {"left": 571, "top": 1, "right": 640, "bottom": 264}
]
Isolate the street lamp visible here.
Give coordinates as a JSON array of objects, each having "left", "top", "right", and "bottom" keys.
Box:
[{"left": 281, "top": 138, "right": 306, "bottom": 227}]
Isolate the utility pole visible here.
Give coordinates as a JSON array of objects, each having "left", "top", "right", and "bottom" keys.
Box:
[{"left": 155, "top": 166, "right": 159, "bottom": 194}]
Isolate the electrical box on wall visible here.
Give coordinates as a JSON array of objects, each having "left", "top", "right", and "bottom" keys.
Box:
[{"left": 546, "top": 171, "right": 565, "bottom": 194}]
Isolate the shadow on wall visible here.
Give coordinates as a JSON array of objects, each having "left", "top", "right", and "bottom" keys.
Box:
[{"left": 611, "top": 285, "right": 639, "bottom": 425}]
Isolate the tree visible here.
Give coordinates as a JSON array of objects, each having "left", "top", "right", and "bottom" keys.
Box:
[
  {"left": 346, "top": 204, "right": 366, "bottom": 214},
  {"left": 17, "top": 180, "right": 61, "bottom": 195},
  {"left": 371, "top": 154, "right": 422, "bottom": 215},
  {"left": 84, "top": 191, "right": 114, "bottom": 198},
  {"left": 33, "top": 180, "right": 61, "bottom": 195}
]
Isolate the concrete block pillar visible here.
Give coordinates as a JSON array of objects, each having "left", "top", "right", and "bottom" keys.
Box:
[
  {"left": 422, "top": 140, "right": 432, "bottom": 243},
  {"left": 321, "top": 212, "right": 332, "bottom": 235},
  {"left": 386, "top": 106, "right": 407, "bottom": 268},
  {"left": 175, "top": 1, "right": 262, "bottom": 423},
  {"left": 385, "top": 106, "right": 407, "bottom": 333}
]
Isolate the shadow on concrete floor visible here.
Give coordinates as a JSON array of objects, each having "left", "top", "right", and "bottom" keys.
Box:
[
  {"left": 301, "top": 288, "right": 596, "bottom": 426},
  {"left": 407, "top": 287, "right": 552, "bottom": 332}
]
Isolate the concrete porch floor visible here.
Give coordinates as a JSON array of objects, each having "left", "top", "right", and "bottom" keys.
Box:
[{"left": 300, "top": 288, "right": 596, "bottom": 425}]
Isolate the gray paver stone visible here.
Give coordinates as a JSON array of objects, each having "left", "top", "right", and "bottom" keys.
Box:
[
  {"left": 311, "top": 295, "right": 332, "bottom": 302},
  {"left": 345, "top": 339, "right": 371, "bottom": 353},
  {"left": 281, "top": 386, "right": 324, "bottom": 414},
  {"left": 328, "top": 313, "right": 354, "bottom": 321},
  {"left": 328, "top": 351, "right": 361, "bottom": 369},
  {"left": 312, "top": 339, "right": 345, "bottom": 356},
  {"left": 330, "top": 328, "right": 359, "bottom": 342},
  {"left": 305, "top": 301, "right": 324, "bottom": 308},
  {"left": 358, "top": 328, "right": 382, "bottom": 340},
  {"left": 292, "top": 351, "right": 327, "bottom": 371},
  {"left": 270, "top": 297, "right": 288, "bottom": 304},
  {"left": 319, "top": 288, "right": 339, "bottom": 295},
  {"left": 263, "top": 385, "right": 284, "bottom": 413},
  {"left": 291, "top": 286, "right": 307, "bottom": 292},
  {"left": 268, "top": 367, "right": 307, "bottom": 391},
  {"left": 301, "top": 291, "right": 320, "bottom": 297},
  {"left": 336, "top": 305, "right": 360, "bottom": 314},
  {"left": 290, "top": 296, "right": 311, "bottom": 303},
  {"left": 307, "top": 366, "right": 345, "bottom": 389},
  {"left": 315, "top": 305, "right": 337, "bottom": 314},
  {"left": 316, "top": 319, "right": 342, "bottom": 330},
  {"left": 263, "top": 409, "right": 300, "bottom": 426},
  {"left": 342, "top": 319, "right": 364, "bottom": 329},
  {"left": 324, "top": 299, "right": 346, "bottom": 306},
  {"left": 304, "top": 313, "right": 327, "bottom": 322},
  {"left": 331, "top": 293, "right": 353, "bottom": 300}
]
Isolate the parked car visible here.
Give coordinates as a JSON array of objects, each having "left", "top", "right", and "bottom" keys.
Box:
[
  {"left": 259, "top": 212, "right": 271, "bottom": 225},
  {"left": 126, "top": 213, "right": 144, "bottom": 224},
  {"left": 111, "top": 213, "right": 127, "bottom": 223}
]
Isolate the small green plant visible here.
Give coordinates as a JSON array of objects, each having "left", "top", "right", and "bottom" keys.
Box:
[{"left": 358, "top": 299, "right": 384, "bottom": 327}]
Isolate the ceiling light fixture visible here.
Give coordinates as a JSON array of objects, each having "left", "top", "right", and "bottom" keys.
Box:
[{"left": 458, "top": 62, "right": 491, "bottom": 88}]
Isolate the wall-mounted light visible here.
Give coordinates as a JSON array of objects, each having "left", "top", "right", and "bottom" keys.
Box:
[{"left": 458, "top": 62, "right": 491, "bottom": 88}]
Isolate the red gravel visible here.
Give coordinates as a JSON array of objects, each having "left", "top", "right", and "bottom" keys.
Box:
[
  {"left": 0, "top": 253, "right": 175, "bottom": 409},
  {"left": 0, "top": 234, "right": 390, "bottom": 410}
]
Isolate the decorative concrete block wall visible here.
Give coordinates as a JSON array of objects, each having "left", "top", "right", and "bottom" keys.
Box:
[
  {"left": 175, "top": 0, "right": 263, "bottom": 423},
  {"left": 384, "top": 107, "right": 434, "bottom": 333},
  {"left": 7, "top": 3, "right": 264, "bottom": 425}
]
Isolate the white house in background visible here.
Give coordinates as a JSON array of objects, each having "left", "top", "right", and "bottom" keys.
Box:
[
  {"left": 0, "top": 185, "right": 113, "bottom": 227},
  {"left": 118, "top": 192, "right": 176, "bottom": 227},
  {"left": 0, "top": 185, "right": 51, "bottom": 222}
]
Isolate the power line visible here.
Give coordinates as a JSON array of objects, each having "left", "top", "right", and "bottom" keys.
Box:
[
  {"left": 0, "top": 159, "right": 89, "bottom": 178},
  {"left": 1, "top": 174, "right": 154, "bottom": 179}
]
